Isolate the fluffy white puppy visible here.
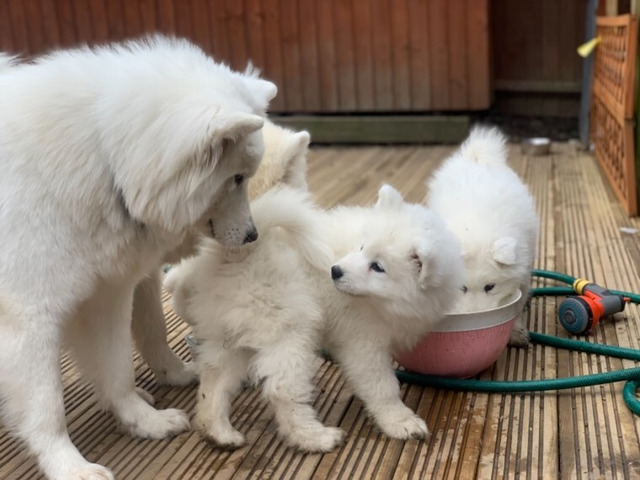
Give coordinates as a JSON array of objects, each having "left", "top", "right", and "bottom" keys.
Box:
[
  {"left": 131, "top": 120, "right": 311, "bottom": 387},
  {"left": 165, "top": 187, "right": 345, "bottom": 452},
  {"left": 426, "top": 126, "right": 539, "bottom": 346},
  {"left": 0, "top": 36, "right": 276, "bottom": 480},
  {"left": 326, "top": 186, "right": 463, "bottom": 439},
  {"left": 168, "top": 184, "right": 464, "bottom": 443}
]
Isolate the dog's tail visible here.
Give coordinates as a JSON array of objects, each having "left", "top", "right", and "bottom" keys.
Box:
[
  {"left": 0, "top": 54, "right": 18, "bottom": 73},
  {"left": 459, "top": 126, "right": 508, "bottom": 167},
  {"left": 250, "top": 186, "right": 334, "bottom": 271}
]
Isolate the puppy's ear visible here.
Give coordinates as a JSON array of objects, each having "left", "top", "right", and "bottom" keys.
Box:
[
  {"left": 376, "top": 184, "right": 404, "bottom": 210},
  {"left": 281, "top": 130, "right": 310, "bottom": 190},
  {"left": 492, "top": 236, "right": 518, "bottom": 266},
  {"left": 412, "top": 243, "right": 445, "bottom": 289}
]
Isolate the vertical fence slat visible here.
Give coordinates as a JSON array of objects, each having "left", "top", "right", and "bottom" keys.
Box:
[
  {"left": 8, "top": 0, "right": 29, "bottom": 55},
  {"left": 40, "top": 0, "right": 62, "bottom": 50},
  {"left": 371, "top": 0, "right": 393, "bottom": 110},
  {"left": 297, "top": 0, "right": 321, "bottom": 111},
  {"left": 87, "top": 0, "right": 109, "bottom": 44},
  {"left": 391, "top": 0, "right": 411, "bottom": 110},
  {"left": 261, "top": 0, "right": 286, "bottom": 111},
  {"left": 407, "top": 0, "right": 431, "bottom": 110},
  {"left": 224, "top": 0, "right": 248, "bottom": 72},
  {"left": 25, "top": 0, "right": 47, "bottom": 54},
  {"left": 428, "top": 0, "right": 449, "bottom": 110},
  {"left": 334, "top": 0, "right": 357, "bottom": 111},
  {"left": 447, "top": 0, "right": 467, "bottom": 109},
  {"left": 315, "top": 0, "right": 338, "bottom": 111},
  {"left": 466, "top": 0, "right": 489, "bottom": 109},
  {"left": 352, "top": 0, "right": 374, "bottom": 111}
]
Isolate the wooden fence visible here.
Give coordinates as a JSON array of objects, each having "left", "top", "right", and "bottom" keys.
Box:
[
  {"left": 0, "top": 0, "right": 490, "bottom": 113},
  {"left": 590, "top": 14, "right": 638, "bottom": 216}
]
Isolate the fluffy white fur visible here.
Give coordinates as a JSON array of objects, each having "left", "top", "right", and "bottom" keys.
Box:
[
  {"left": 0, "top": 36, "right": 276, "bottom": 480},
  {"left": 167, "top": 184, "right": 464, "bottom": 444},
  {"left": 426, "top": 126, "right": 539, "bottom": 346},
  {"left": 165, "top": 187, "right": 344, "bottom": 452},
  {"left": 131, "top": 120, "right": 312, "bottom": 387}
]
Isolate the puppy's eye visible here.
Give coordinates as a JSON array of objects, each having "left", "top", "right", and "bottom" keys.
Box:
[
  {"left": 370, "top": 261, "right": 385, "bottom": 273},
  {"left": 234, "top": 174, "right": 244, "bottom": 185},
  {"left": 461, "top": 285, "right": 468, "bottom": 294},
  {"left": 484, "top": 283, "right": 496, "bottom": 293}
]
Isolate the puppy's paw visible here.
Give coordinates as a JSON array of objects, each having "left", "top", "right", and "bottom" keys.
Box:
[
  {"left": 153, "top": 360, "right": 199, "bottom": 387},
  {"left": 508, "top": 325, "right": 530, "bottom": 348},
  {"left": 67, "top": 463, "right": 114, "bottom": 480},
  {"left": 122, "top": 406, "right": 190, "bottom": 439},
  {"left": 193, "top": 414, "right": 245, "bottom": 450},
  {"left": 288, "top": 426, "right": 345, "bottom": 453},
  {"left": 375, "top": 408, "right": 429, "bottom": 440}
]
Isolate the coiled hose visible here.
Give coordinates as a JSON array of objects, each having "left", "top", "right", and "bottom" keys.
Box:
[{"left": 395, "top": 269, "right": 640, "bottom": 415}]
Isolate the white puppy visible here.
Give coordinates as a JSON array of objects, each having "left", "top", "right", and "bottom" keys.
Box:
[
  {"left": 168, "top": 184, "right": 464, "bottom": 443},
  {"left": 0, "top": 36, "right": 276, "bottom": 480},
  {"left": 165, "top": 187, "right": 345, "bottom": 452},
  {"left": 131, "top": 120, "right": 311, "bottom": 387},
  {"left": 426, "top": 126, "right": 539, "bottom": 346}
]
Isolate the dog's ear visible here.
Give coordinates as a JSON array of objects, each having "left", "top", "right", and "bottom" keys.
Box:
[
  {"left": 281, "top": 130, "right": 310, "bottom": 190},
  {"left": 241, "top": 73, "right": 278, "bottom": 112},
  {"left": 213, "top": 112, "right": 265, "bottom": 144},
  {"left": 492, "top": 236, "right": 518, "bottom": 266},
  {"left": 376, "top": 184, "right": 404, "bottom": 210},
  {"left": 412, "top": 242, "right": 446, "bottom": 289}
]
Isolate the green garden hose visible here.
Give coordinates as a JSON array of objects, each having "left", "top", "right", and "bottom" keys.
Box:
[{"left": 396, "top": 269, "right": 640, "bottom": 416}]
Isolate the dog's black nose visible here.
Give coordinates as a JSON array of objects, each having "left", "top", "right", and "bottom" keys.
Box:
[
  {"left": 243, "top": 227, "right": 259, "bottom": 244},
  {"left": 331, "top": 265, "right": 343, "bottom": 280}
]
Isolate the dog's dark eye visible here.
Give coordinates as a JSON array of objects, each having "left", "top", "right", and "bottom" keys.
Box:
[
  {"left": 461, "top": 285, "right": 468, "bottom": 294},
  {"left": 234, "top": 174, "right": 244, "bottom": 185},
  {"left": 370, "top": 261, "right": 385, "bottom": 273},
  {"left": 484, "top": 283, "right": 496, "bottom": 293}
]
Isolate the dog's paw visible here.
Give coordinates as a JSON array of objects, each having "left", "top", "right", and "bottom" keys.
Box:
[
  {"left": 508, "top": 325, "right": 530, "bottom": 348},
  {"left": 193, "top": 414, "right": 245, "bottom": 450},
  {"left": 67, "top": 463, "right": 114, "bottom": 480},
  {"left": 375, "top": 408, "right": 429, "bottom": 440},
  {"left": 288, "top": 426, "right": 346, "bottom": 453},
  {"left": 153, "top": 360, "right": 199, "bottom": 387},
  {"left": 122, "top": 406, "right": 190, "bottom": 439}
]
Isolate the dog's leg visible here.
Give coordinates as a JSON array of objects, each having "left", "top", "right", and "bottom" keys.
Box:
[
  {"left": 0, "top": 307, "right": 114, "bottom": 480},
  {"left": 68, "top": 282, "right": 190, "bottom": 439},
  {"left": 508, "top": 284, "right": 531, "bottom": 347},
  {"left": 254, "top": 340, "right": 345, "bottom": 452},
  {"left": 131, "top": 272, "right": 197, "bottom": 386},
  {"left": 193, "top": 347, "right": 250, "bottom": 449},
  {"left": 334, "top": 340, "right": 429, "bottom": 441}
]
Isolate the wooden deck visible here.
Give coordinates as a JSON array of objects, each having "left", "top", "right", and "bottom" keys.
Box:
[{"left": 3, "top": 142, "right": 640, "bottom": 479}]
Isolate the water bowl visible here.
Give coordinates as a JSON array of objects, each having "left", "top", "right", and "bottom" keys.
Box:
[{"left": 395, "top": 290, "right": 522, "bottom": 378}]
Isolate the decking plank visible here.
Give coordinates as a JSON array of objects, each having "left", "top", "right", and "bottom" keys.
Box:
[{"left": 3, "top": 143, "right": 640, "bottom": 479}]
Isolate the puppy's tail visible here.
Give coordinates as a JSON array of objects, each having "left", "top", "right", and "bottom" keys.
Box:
[
  {"left": 0, "top": 54, "right": 19, "bottom": 73},
  {"left": 459, "top": 126, "right": 508, "bottom": 167},
  {"left": 251, "top": 186, "right": 334, "bottom": 271}
]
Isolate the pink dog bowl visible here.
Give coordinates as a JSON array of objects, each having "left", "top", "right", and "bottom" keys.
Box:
[{"left": 396, "top": 290, "right": 522, "bottom": 378}]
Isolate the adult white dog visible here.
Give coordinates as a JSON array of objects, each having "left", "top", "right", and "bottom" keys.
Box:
[
  {"left": 426, "top": 126, "right": 539, "bottom": 346},
  {"left": 0, "top": 36, "right": 276, "bottom": 480}
]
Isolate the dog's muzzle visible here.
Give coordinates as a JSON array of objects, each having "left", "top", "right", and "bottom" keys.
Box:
[
  {"left": 331, "top": 265, "right": 343, "bottom": 280},
  {"left": 243, "top": 226, "right": 258, "bottom": 244}
]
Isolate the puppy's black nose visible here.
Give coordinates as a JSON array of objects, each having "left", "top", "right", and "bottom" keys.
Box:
[
  {"left": 331, "top": 265, "right": 343, "bottom": 280},
  {"left": 243, "top": 227, "right": 259, "bottom": 244}
]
